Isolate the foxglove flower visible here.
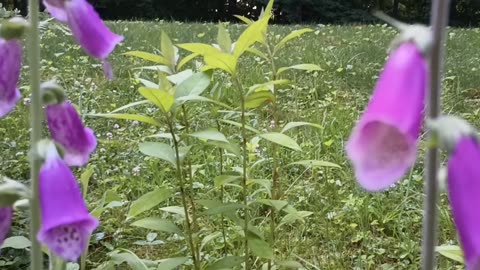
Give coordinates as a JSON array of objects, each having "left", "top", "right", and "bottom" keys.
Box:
[
  {"left": 37, "top": 142, "right": 98, "bottom": 261},
  {"left": 0, "top": 207, "right": 13, "bottom": 246},
  {"left": 346, "top": 42, "right": 427, "bottom": 191},
  {"left": 0, "top": 38, "right": 21, "bottom": 118},
  {"left": 46, "top": 101, "right": 96, "bottom": 166},
  {"left": 447, "top": 137, "right": 480, "bottom": 269},
  {"left": 43, "top": 0, "right": 123, "bottom": 78}
]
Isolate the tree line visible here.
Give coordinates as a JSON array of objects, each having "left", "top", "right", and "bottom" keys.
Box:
[{"left": 2, "top": 0, "right": 480, "bottom": 26}]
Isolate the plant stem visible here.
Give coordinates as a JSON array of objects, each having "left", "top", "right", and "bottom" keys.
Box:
[
  {"left": 216, "top": 120, "right": 229, "bottom": 256},
  {"left": 181, "top": 105, "right": 200, "bottom": 264},
  {"left": 265, "top": 42, "right": 279, "bottom": 270},
  {"left": 422, "top": 0, "right": 451, "bottom": 269},
  {"left": 234, "top": 77, "right": 250, "bottom": 270},
  {"left": 27, "top": 0, "right": 44, "bottom": 268},
  {"left": 168, "top": 117, "right": 199, "bottom": 270}
]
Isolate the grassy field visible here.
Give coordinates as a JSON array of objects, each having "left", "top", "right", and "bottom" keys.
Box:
[{"left": 2, "top": 19, "right": 480, "bottom": 269}]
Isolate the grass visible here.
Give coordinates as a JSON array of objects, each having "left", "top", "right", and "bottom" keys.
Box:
[{"left": 2, "top": 19, "right": 480, "bottom": 269}]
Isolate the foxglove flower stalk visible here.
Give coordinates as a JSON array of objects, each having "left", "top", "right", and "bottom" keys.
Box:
[
  {"left": 447, "top": 137, "right": 480, "bottom": 270},
  {"left": 0, "top": 37, "right": 21, "bottom": 118},
  {"left": 43, "top": 0, "right": 123, "bottom": 78},
  {"left": 37, "top": 142, "right": 98, "bottom": 261},
  {"left": 346, "top": 42, "right": 427, "bottom": 191},
  {"left": 46, "top": 101, "right": 96, "bottom": 166},
  {"left": 0, "top": 207, "right": 13, "bottom": 246}
]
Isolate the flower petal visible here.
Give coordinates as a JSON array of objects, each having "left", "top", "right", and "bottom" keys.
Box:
[
  {"left": 0, "top": 207, "right": 13, "bottom": 246},
  {"left": 46, "top": 101, "right": 97, "bottom": 166},
  {"left": 42, "top": 0, "right": 68, "bottom": 22},
  {"left": 447, "top": 137, "right": 480, "bottom": 269},
  {"left": 65, "top": 0, "right": 123, "bottom": 60},
  {"left": 0, "top": 39, "right": 21, "bottom": 118},
  {"left": 346, "top": 42, "right": 427, "bottom": 191},
  {"left": 37, "top": 143, "right": 98, "bottom": 261}
]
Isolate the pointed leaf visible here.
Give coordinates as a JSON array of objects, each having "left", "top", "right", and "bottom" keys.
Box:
[
  {"left": 80, "top": 166, "right": 94, "bottom": 198},
  {"left": 274, "top": 28, "right": 314, "bottom": 53},
  {"left": 281, "top": 121, "right": 322, "bottom": 133},
  {"left": 246, "top": 47, "right": 268, "bottom": 60},
  {"left": 220, "top": 119, "right": 260, "bottom": 134},
  {"left": 160, "top": 206, "right": 185, "bottom": 217},
  {"left": 190, "top": 129, "right": 228, "bottom": 143},
  {"left": 248, "top": 79, "right": 290, "bottom": 95},
  {"left": 138, "top": 87, "right": 174, "bottom": 113},
  {"left": 288, "top": 160, "right": 340, "bottom": 169},
  {"left": 0, "top": 236, "right": 31, "bottom": 249},
  {"left": 161, "top": 31, "right": 176, "bottom": 69},
  {"left": 200, "top": 232, "right": 223, "bottom": 252},
  {"left": 234, "top": 16, "right": 270, "bottom": 57},
  {"left": 175, "top": 95, "right": 232, "bottom": 109},
  {"left": 206, "top": 141, "right": 242, "bottom": 158},
  {"left": 127, "top": 188, "right": 171, "bottom": 218},
  {"left": 110, "top": 100, "right": 150, "bottom": 113},
  {"left": 139, "top": 142, "right": 176, "bottom": 168},
  {"left": 175, "top": 72, "right": 211, "bottom": 99},
  {"left": 123, "top": 51, "right": 168, "bottom": 65},
  {"left": 109, "top": 249, "right": 149, "bottom": 270},
  {"left": 234, "top": 15, "right": 253, "bottom": 25},
  {"left": 248, "top": 236, "right": 274, "bottom": 259},
  {"left": 131, "top": 217, "right": 182, "bottom": 235},
  {"left": 204, "top": 53, "right": 237, "bottom": 74},
  {"left": 167, "top": 69, "right": 193, "bottom": 85},
  {"left": 259, "top": 132, "right": 301, "bottom": 151},
  {"left": 206, "top": 256, "right": 243, "bottom": 270},
  {"left": 87, "top": 113, "right": 161, "bottom": 127},
  {"left": 436, "top": 245, "right": 464, "bottom": 263},
  {"left": 177, "top": 52, "right": 200, "bottom": 71},
  {"left": 214, "top": 175, "right": 241, "bottom": 187},
  {"left": 203, "top": 203, "right": 246, "bottom": 216},
  {"left": 217, "top": 23, "right": 232, "bottom": 53},
  {"left": 177, "top": 43, "right": 221, "bottom": 55},
  {"left": 245, "top": 90, "right": 275, "bottom": 109},
  {"left": 157, "top": 257, "right": 189, "bottom": 270},
  {"left": 255, "top": 199, "right": 288, "bottom": 211},
  {"left": 277, "top": 64, "right": 323, "bottom": 75},
  {"left": 134, "top": 65, "right": 171, "bottom": 74}
]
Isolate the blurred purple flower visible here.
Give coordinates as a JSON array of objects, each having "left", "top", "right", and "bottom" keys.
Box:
[
  {"left": 447, "top": 137, "right": 480, "bottom": 269},
  {"left": 37, "top": 142, "right": 98, "bottom": 261},
  {"left": 0, "top": 38, "right": 21, "bottom": 118},
  {"left": 46, "top": 101, "right": 96, "bottom": 166},
  {"left": 43, "top": 0, "right": 123, "bottom": 78},
  {"left": 346, "top": 42, "right": 427, "bottom": 191},
  {"left": 0, "top": 207, "right": 13, "bottom": 246}
]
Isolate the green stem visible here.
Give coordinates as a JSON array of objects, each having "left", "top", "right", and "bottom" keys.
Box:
[
  {"left": 28, "top": 0, "right": 44, "bottom": 268},
  {"left": 216, "top": 120, "right": 229, "bottom": 256},
  {"left": 234, "top": 77, "right": 250, "bottom": 270},
  {"left": 181, "top": 105, "right": 201, "bottom": 265},
  {"left": 168, "top": 116, "right": 200, "bottom": 270}
]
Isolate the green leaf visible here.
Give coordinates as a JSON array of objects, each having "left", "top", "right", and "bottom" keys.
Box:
[
  {"left": 281, "top": 121, "right": 323, "bottom": 133},
  {"left": 245, "top": 90, "right": 275, "bottom": 109},
  {"left": 177, "top": 43, "right": 221, "bottom": 55},
  {"left": 247, "top": 179, "right": 272, "bottom": 197},
  {"left": 255, "top": 199, "right": 288, "bottom": 211},
  {"left": 276, "top": 260, "right": 303, "bottom": 269},
  {"left": 167, "top": 69, "right": 193, "bottom": 85},
  {"left": 203, "top": 203, "right": 246, "bottom": 216},
  {"left": 200, "top": 232, "right": 223, "bottom": 252},
  {"left": 234, "top": 16, "right": 270, "bottom": 58},
  {"left": 138, "top": 87, "right": 174, "bottom": 113},
  {"left": 204, "top": 53, "right": 237, "bottom": 74},
  {"left": 127, "top": 188, "right": 171, "bottom": 218},
  {"left": 161, "top": 31, "right": 176, "bottom": 70},
  {"left": 131, "top": 217, "right": 182, "bottom": 235},
  {"left": 279, "top": 211, "right": 313, "bottom": 227},
  {"left": 110, "top": 100, "right": 150, "bottom": 113},
  {"left": 80, "top": 166, "right": 94, "bottom": 198},
  {"left": 233, "top": 15, "right": 254, "bottom": 25},
  {"left": 139, "top": 142, "right": 176, "bottom": 168},
  {"left": 175, "top": 95, "right": 232, "bottom": 109},
  {"left": 87, "top": 113, "right": 161, "bottom": 127},
  {"left": 288, "top": 160, "right": 340, "bottom": 169},
  {"left": 245, "top": 47, "right": 268, "bottom": 60},
  {"left": 134, "top": 65, "right": 171, "bottom": 74},
  {"left": 436, "top": 245, "right": 464, "bottom": 263},
  {"left": 259, "top": 132, "right": 301, "bottom": 151},
  {"left": 217, "top": 23, "right": 232, "bottom": 53},
  {"left": 206, "top": 141, "right": 242, "bottom": 158},
  {"left": 109, "top": 249, "right": 149, "bottom": 270},
  {"left": 157, "top": 257, "right": 189, "bottom": 270},
  {"left": 220, "top": 119, "right": 260, "bottom": 134},
  {"left": 190, "top": 129, "right": 228, "bottom": 143},
  {"left": 0, "top": 236, "right": 31, "bottom": 249},
  {"left": 93, "top": 261, "right": 116, "bottom": 270},
  {"left": 123, "top": 51, "right": 168, "bottom": 65},
  {"left": 274, "top": 28, "right": 314, "bottom": 53},
  {"left": 214, "top": 175, "right": 241, "bottom": 187},
  {"left": 174, "top": 72, "right": 211, "bottom": 99},
  {"left": 177, "top": 52, "right": 200, "bottom": 71},
  {"left": 248, "top": 79, "right": 290, "bottom": 95},
  {"left": 206, "top": 256, "right": 243, "bottom": 270},
  {"left": 160, "top": 206, "right": 185, "bottom": 217},
  {"left": 248, "top": 236, "right": 274, "bottom": 259},
  {"left": 277, "top": 64, "right": 323, "bottom": 75}
]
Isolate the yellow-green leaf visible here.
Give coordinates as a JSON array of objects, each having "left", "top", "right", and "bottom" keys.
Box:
[
  {"left": 233, "top": 16, "right": 270, "bottom": 58},
  {"left": 123, "top": 51, "right": 167, "bottom": 65},
  {"left": 233, "top": 15, "right": 253, "bottom": 25},
  {"left": 131, "top": 217, "right": 182, "bottom": 235},
  {"left": 87, "top": 113, "right": 161, "bottom": 127},
  {"left": 177, "top": 53, "right": 199, "bottom": 71},
  {"left": 161, "top": 31, "right": 176, "bottom": 70},
  {"left": 217, "top": 23, "right": 232, "bottom": 53},
  {"left": 436, "top": 245, "right": 464, "bottom": 263},
  {"left": 281, "top": 121, "right": 323, "bottom": 133},
  {"left": 259, "top": 132, "right": 301, "bottom": 151},
  {"left": 127, "top": 188, "right": 171, "bottom": 218},
  {"left": 248, "top": 236, "right": 274, "bottom": 259},
  {"left": 288, "top": 160, "right": 340, "bottom": 168},
  {"left": 139, "top": 142, "right": 176, "bottom": 168},
  {"left": 138, "top": 87, "right": 174, "bottom": 112},
  {"left": 245, "top": 90, "right": 275, "bottom": 109},
  {"left": 246, "top": 47, "right": 268, "bottom": 60},
  {"left": 204, "top": 53, "right": 237, "bottom": 75},
  {"left": 177, "top": 43, "right": 220, "bottom": 55},
  {"left": 277, "top": 64, "right": 323, "bottom": 75},
  {"left": 274, "top": 28, "right": 314, "bottom": 53}
]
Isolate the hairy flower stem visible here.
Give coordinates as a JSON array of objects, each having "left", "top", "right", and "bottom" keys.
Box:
[
  {"left": 181, "top": 105, "right": 201, "bottom": 263},
  {"left": 265, "top": 41, "right": 279, "bottom": 270},
  {"left": 234, "top": 76, "right": 250, "bottom": 270},
  {"left": 168, "top": 116, "right": 200, "bottom": 270},
  {"left": 27, "top": 0, "right": 44, "bottom": 268},
  {"left": 422, "top": 0, "right": 451, "bottom": 269},
  {"left": 216, "top": 120, "right": 229, "bottom": 256}
]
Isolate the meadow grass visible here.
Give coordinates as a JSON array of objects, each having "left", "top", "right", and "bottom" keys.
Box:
[{"left": 2, "top": 20, "right": 480, "bottom": 269}]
